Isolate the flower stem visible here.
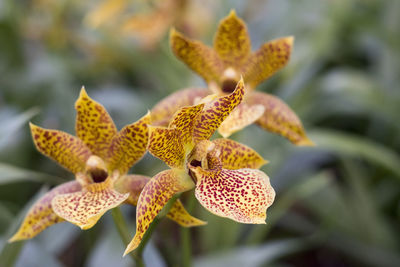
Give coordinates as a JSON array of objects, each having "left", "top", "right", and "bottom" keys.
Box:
[
  {"left": 181, "top": 194, "right": 195, "bottom": 267},
  {"left": 111, "top": 207, "right": 143, "bottom": 266}
]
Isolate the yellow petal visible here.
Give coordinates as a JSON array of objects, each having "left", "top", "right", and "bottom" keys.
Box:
[
  {"left": 218, "top": 103, "right": 265, "bottom": 138},
  {"left": 106, "top": 112, "right": 151, "bottom": 174},
  {"left": 193, "top": 78, "right": 244, "bottom": 143},
  {"left": 190, "top": 166, "right": 275, "bottom": 224},
  {"left": 168, "top": 103, "right": 205, "bottom": 146},
  {"left": 167, "top": 200, "right": 207, "bottom": 227},
  {"left": 151, "top": 88, "right": 209, "bottom": 126},
  {"left": 170, "top": 28, "right": 224, "bottom": 83},
  {"left": 75, "top": 87, "right": 118, "bottom": 159},
  {"left": 212, "top": 138, "right": 268, "bottom": 170},
  {"left": 246, "top": 92, "right": 314, "bottom": 146},
  {"left": 147, "top": 126, "right": 185, "bottom": 168},
  {"left": 9, "top": 181, "right": 81, "bottom": 242},
  {"left": 115, "top": 174, "right": 206, "bottom": 227},
  {"left": 244, "top": 36, "right": 294, "bottom": 89},
  {"left": 30, "top": 123, "right": 92, "bottom": 174},
  {"left": 213, "top": 10, "right": 251, "bottom": 67},
  {"left": 124, "top": 169, "right": 193, "bottom": 255},
  {"left": 114, "top": 174, "right": 151, "bottom": 206},
  {"left": 85, "top": 0, "right": 128, "bottom": 28},
  {"left": 51, "top": 178, "right": 129, "bottom": 229}
]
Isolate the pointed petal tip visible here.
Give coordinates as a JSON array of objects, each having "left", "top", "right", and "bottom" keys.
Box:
[
  {"left": 285, "top": 36, "right": 295, "bottom": 46},
  {"left": 8, "top": 234, "right": 20, "bottom": 243},
  {"left": 296, "top": 136, "right": 315, "bottom": 147},
  {"left": 123, "top": 238, "right": 139, "bottom": 256},
  {"left": 228, "top": 9, "right": 237, "bottom": 17}
]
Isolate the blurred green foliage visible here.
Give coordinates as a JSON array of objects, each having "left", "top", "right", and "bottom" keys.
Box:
[{"left": 1, "top": 0, "right": 399, "bottom": 266}]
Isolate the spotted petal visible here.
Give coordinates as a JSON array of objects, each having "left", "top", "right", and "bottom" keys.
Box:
[
  {"left": 124, "top": 169, "right": 194, "bottom": 255},
  {"left": 9, "top": 181, "right": 81, "bottom": 242},
  {"left": 30, "top": 123, "right": 92, "bottom": 174},
  {"left": 169, "top": 103, "right": 205, "bottom": 146},
  {"left": 212, "top": 138, "right": 267, "bottom": 170},
  {"left": 106, "top": 112, "right": 151, "bottom": 174},
  {"left": 246, "top": 91, "right": 314, "bottom": 146},
  {"left": 170, "top": 29, "right": 224, "bottom": 83},
  {"left": 214, "top": 10, "right": 251, "bottom": 67},
  {"left": 190, "top": 166, "right": 275, "bottom": 224},
  {"left": 51, "top": 178, "right": 129, "bottom": 229},
  {"left": 193, "top": 79, "right": 244, "bottom": 143},
  {"left": 75, "top": 87, "right": 118, "bottom": 159},
  {"left": 244, "top": 36, "right": 294, "bottom": 89},
  {"left": 147, "top": 126, "right": 185, "bottom": 168},
  {"left": 218, "top": 103, "right": 265, "bottom": 138},
  {"left": 115, "top": 174, "right": 206, "bottom": 227},
  {"left": 151, "top": 88, "right": 209, "bottom": 126}
]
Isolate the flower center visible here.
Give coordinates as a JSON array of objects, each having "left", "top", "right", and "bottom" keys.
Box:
[
  {"left": 221, "top": 78, "right": 238, "bottom": 93},
  {"left": 85, "top": 155, "right": 109, "bottom": 183}
]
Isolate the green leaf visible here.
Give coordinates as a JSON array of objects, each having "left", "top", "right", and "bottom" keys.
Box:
[
  {"left": 309, "top": 129, "right": 400, "bottom": 178},
  {"left": 0, "top": 163, "right": 66, "bottom": 185}
]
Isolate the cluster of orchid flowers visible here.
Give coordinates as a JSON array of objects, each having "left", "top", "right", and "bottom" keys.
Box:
[{"left": 9, "top": 11, "right": 313, "bottom": 256}]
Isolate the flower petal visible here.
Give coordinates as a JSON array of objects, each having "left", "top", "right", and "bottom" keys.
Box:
[
  {"left": 244, "top": 36, "right": 294, "bottom": 89},
  {"left": 170, "top": 28, "right": 224, "bottom": 83},
  {"left": 190, "top": 166, "right": 275, "bottom": 224},
  {"left": 51, "top": 178, "right": 129, "bottom": 229},
  {"left": 114, "top": 174, "right": 150, "bottom": 206},
  {"left": 75, "top": 87, "right": 118, "bottom": 159},
  {"left": 168, "top": 103, "right": 205, "bottom": 146},
  {"left": 166, "top": 200, "right": 207, "bottom": 227},
  {"left": 124, "top": 169, "right": 193, "bottom": 255},
  {"left": 30, "top": 123, "right": 92, "bottom": 173},
  {"left": 151, "top": 88, "right": 209, "bottom": 126},
  {"left": 193, "top": 78, "right": 244, "bottom": 143},
  {"left": 84, "top": 0, "right": 127, "bottom": 28},
  {"left": 213, "top": 10, "right": 251, "bottom": 67},
  {"left": 212, "top": 138, "right": 267, "bottom": 169},
  {"left": 218, "top": 103, "right": 265, "bottom": 138},
  {"left": 246, "top": 92, "right": 314, "bottom": 146},
  {"left": 106, "top": 112, "right": 151, "bottom": 174},
  {"left": 115, "top": 174, "right": 206, "bottom": 227},
  {"left": 9, "top": 181, "right": 81, "bottom": 242},
  {"left": 147, "top": 126, "right": 185, "bottom": 168}
]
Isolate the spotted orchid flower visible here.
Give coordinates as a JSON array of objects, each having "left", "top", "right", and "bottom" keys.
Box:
[
  {"left": 151, "top": 10, "right": 313, "bottom": 146},
  {"left": 124, "top": 79, "right": 275, "bottom": 255},
  {"left": 9, "top": 88, "right": 204, "bottom": 242}
]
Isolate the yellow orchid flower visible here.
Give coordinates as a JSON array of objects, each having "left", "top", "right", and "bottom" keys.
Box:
[
  {"left": 124, "top": 79, "right": 275, "bottom": 255},
  {"left": 152, "top": 10, "right": 313, "bottom": 146},
  {"left": 9, "top": 88, "right": 204, "bottom": 242}
]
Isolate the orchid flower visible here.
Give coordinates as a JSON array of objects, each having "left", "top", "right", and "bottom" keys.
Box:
[
  {"left": 9, "top": 88, "right": 204, "bottom": 242},
  {"left": 152, "top": 10, "right": 313, "bottom": 146},
  {"left": 124, "top": 79, "right": 275, "bottom": 255}
]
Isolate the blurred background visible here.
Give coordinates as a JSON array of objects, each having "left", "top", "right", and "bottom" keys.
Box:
[{"left": 1, "top": 0, "right": 400, "bottom": 266}]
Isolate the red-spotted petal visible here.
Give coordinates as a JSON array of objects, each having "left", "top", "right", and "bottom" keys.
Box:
[
  {"left": 106, "top": 112, "right": 151, "bottom": 174},
  {"left": 246, "top": 91, "right": 314, "bottom": 146},
  {"left": 168, "top": 103, "right": 205, "bottom": 146},
  {"left": 244, "top": 37, "right": 294, "bottom": 89},
  {"left": 9, "top": 181, "right": 81, "bottom": 242},
  {"left": 193, "top": 79, "right": 244, "bottom": 143},
  {"left": 218, "top": 103, "right": 265, "bottom": 138},
  {"left": 213, "top": 10, "right": 251, "bottom": 67},
  {"left": 212, "top": 138, "right": 267, "bottom": 169},
  {"left": 147, "top": 126, "right": 185, "bottom": 168},
  {"left": 190, "top": 166, "right": 275, "bottom": 224},
  {"left": 124, "top": 169, "right": 193, "bottom": 255},
  {"left": 115, "top": 174, "right": 206, "bottom": 227},
  {"left": 151, "top": 88, "right": 209, "bottom": 126},
  {"left": 30, "top": 123, "right": 92, "bottom": 174},
  {"left": 170, "top": 29, "right": 224, "bottom": 83},
  {"left": 51, "top": 178, "right": 129, "bottom": 229},
  {"left": 75, "top": 87, "right": 118, "bottom": 159}
]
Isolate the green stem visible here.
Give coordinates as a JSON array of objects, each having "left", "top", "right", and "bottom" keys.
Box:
[
  {"left": 111, "top": 208, "right": 143, "bottom": 266},
  {"left": 181, "top": 194, "right": 195, "bottom": 267}
]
